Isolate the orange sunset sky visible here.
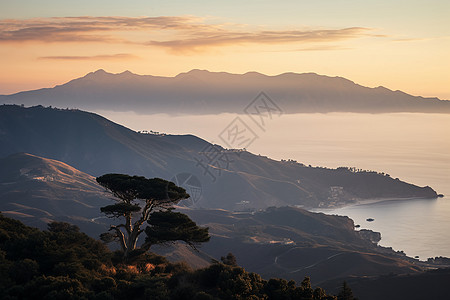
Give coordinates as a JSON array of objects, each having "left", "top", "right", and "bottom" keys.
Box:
[{"left": 0, "top": 0, "right": 449, "bottom": 99}]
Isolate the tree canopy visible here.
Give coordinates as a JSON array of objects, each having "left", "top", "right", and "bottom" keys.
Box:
[
  {"left": 337, "top": 281, "right": 356, "bottom": 300},
  {"left": 144, "top": 210, "right": 210, "bottom": 250}
]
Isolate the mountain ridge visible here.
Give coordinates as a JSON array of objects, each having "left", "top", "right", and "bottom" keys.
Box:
[{"left": 1, "top": 69, "right": 447, "bottom": 114}]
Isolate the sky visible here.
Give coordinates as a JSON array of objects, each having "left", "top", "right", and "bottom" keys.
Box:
[{"left": 0, "top": 0, "right": 449, "bottom": 99}]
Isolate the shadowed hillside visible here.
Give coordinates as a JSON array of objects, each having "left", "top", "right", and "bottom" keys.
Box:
[
  {"left": 0, "top": 152, "right": 443, "bottom": 287},
  {"left": 179, "top": 206, "right": 423, "bottom": 285},
  {"left": 0, "top": 105, "right": 438, "bottom": 211},
  {"left": 322, "top": 268, "right": 450, "bottom": 300}
]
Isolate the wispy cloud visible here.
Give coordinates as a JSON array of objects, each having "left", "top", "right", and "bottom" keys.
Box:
[
  {"left": 0, "top": 16, "right": 378, "bottom": 53},
  {"left": 391, "top": 38, "right": 426, "bottom": 42},
  {"left": 265, "top": 45, "right": 353, "bottom": 53},
  {"left": 38, "top": 53, "right": 139, "bottom": 60},
  {"left": 0, "top": 16, "right": 202, "bottom": 43},
  {"left": 148, "top": 27, "right": 371, "bottom": 53}
]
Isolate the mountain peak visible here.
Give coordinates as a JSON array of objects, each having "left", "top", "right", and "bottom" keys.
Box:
[
  {"left": 95, "top": 68, "right": 106, "bottom": 73},
  {"left": 187, "top": 69, "right": 210, "bottom": 74},
  {"left": 78, "top": 69, "right": 142, "bottom": 84},
  {"left": 119, "top": 70, "right": 134, "bottom": 76},
  {"left": 80, "top": 69, "right": 143, "bottom": 81},
  {"left": 83, "top": 69, "right": 111, "bottom": 79},
  {"left": 85, "top": 69, "right": 137, "bottom": 77},
  {"left": 92, "top": 69, "right": 108, "bottom": 75},
  {"left": 176, "top": 69, "right": 211, "bottom": 77},
  {"left": 243, "top": 71, "right": 266, "bottom": 77}
]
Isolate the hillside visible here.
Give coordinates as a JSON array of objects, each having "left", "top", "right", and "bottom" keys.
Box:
[
  {"left": 0, "top": 153, "right": 426, "bottom": 286},
  {"left": 1, "top": 69, "right": 450, "bottom": 114},
  {"left": 179, "top": 206, "right": 422, "bottom": 285},
  {"left": 0, "top": 214, "right": 341, "bottom": 299},
  {"left": 322, "top": 268, "right": 450, "bottom": 300},
  {"left": 0, "top": 153, "right": 113, "bottom": 236},
  {"left": 0, "top": 105, "right": 438, "bottom": 210}
]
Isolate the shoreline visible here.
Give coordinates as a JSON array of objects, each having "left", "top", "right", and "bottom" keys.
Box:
[
  {"left": 310, "top": 196, "right": 441, "bottom": 212},
  {"left": 350, "top": 196, "right": 440, "bottom": 207},
  {"left": 309, "top": 195, "right": 450, "bottom": 261}
]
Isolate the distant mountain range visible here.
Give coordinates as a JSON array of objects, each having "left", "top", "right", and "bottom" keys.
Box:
[
  {"left": 0, "top": 105, "right": 438, "bottom": 211},
  {"left": 1, "top": 69, "right": 449, "bottom": 114}
]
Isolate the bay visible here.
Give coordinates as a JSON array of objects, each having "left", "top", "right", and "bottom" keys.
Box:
[{"left": 313, "top": 198, "right": 450, "bottom": 260}]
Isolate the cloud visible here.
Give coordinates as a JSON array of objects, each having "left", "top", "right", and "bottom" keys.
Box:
[
  {"left": 38, "top": 53, "right": 139, "bottom": 60},
  {"left": 265, "top": 45, "right": 353, "bottom": 53},
  {"left": 0, "top": 16, "right": 377, "bottom": 52},
  {"left": 148, "top": 27, "right": 371, "bottom": 53},
  {"left": 0, "top": 16, "right": 203, "bottom": 43},
  {"left": 391, "top": 38, "right": 426, "bottom": 42},
  {"left": 295, "top": 45, "right": 353, "bottom": 51}
]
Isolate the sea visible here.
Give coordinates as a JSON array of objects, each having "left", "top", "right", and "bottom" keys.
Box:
[{"left": 99, "top": 111, "right": 450, "bottom": 260}]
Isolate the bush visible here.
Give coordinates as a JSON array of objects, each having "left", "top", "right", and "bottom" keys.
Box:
[{"left": 0, "top": 214, "right": 337, "bottom": 300}]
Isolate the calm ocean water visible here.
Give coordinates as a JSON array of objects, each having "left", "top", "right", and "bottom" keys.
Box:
[
  {"left": 257, "top": 113, "right": 450, "bottom": 260},
  {"left": 100, "top": 111, "right": 450, "bottom": 260},
  {"left": 312, "top": 197, "right": 450, "bottom": 260}
]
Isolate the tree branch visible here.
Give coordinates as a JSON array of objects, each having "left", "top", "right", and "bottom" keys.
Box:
[
  {"left": 109, "top": 225, "right": 127, "bottom": 252},
  {"left": 132, "top": 199, "right": 154, "bottom": 231}
]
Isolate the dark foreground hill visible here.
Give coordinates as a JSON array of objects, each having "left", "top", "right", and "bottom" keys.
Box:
[
  {"left": 2, "top": 212, "right": 448, "bottom": 299},
  {"left": 0, "top": 105, "right": 438, "bottom": 211},
  {"left": 1, "top": 69, "right": 450, "bottom": 114},
  {"left": 0, "top": 214, "right": 341, "bottom": 300},
  {"left": 322, "top": 268, "right": 450, "bottom": 300}
]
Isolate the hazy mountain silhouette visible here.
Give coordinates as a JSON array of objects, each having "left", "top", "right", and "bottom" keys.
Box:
[
  {"left": 0, "top": 105, "right": 438, "bottom": 211},
  {"left": 1, "top": 69, "right": 449, "bottom": 114}
]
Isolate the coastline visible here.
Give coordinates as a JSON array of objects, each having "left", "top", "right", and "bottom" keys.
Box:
[
  {"left": 350, "top": 196, "right": 441, "bottom": 207},
  {"left": 310, "top": 196, "right": 441, "bottom": 212},
  {"left": 310, "top": 195, "right": 450, "bottom": 260}
]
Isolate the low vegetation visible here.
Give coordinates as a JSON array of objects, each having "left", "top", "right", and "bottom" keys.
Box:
[{"left": 0, "top": 213, "right": 350, "bottom": 299}]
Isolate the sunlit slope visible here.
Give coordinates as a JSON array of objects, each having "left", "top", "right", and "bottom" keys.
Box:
[{"left": 0, "top": 152, "right": 112, "bottom": 235}]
